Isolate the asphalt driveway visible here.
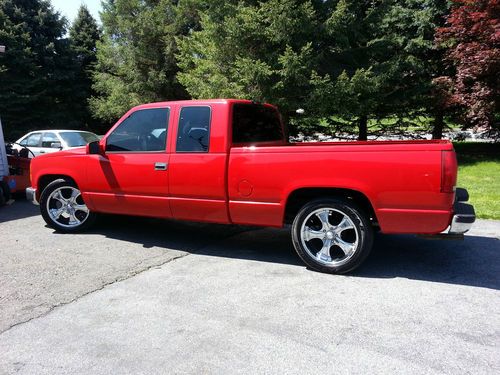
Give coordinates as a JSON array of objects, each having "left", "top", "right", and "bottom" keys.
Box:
[{"left": 0, "top": 200, "right": 499, "bottom": 374}]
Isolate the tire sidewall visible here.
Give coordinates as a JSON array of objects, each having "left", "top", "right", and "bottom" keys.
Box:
[
  {"left": 292, "top": 198, "right": 373, "bottom": 274},
  {"left": 40, "top": 179, "right": 95, "bottom": 233}
]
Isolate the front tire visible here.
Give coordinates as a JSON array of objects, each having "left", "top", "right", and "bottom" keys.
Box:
[
  {"left": 292, "top": 198, "right": 374, "bottom": 274},
  {"left": 40, "top": 179, "right": 97, "bottom": 233}
]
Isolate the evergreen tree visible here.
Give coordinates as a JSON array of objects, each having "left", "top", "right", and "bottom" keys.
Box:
[
  {"left": 177, "top": 0, "right": 326, "bottom": 128},
  {"left": 177, "top": 0, "right": 450, "bottom": 139},
  {"left": 69, "top": 5, "right": 101, "bottom": 131},
  {"left": 378, "top": 0, "right": 449, "bottom": 139},
  {"left": 0, "top": 0, "right": 74, "bottom": 139},
  {"left": 311, "top": 0, "right": 449, "bottom": 139},
  {"left": 90, "top": 0, "right": 196, "bottom": 123}
]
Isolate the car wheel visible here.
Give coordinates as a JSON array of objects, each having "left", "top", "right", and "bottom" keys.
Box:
[
  {"left": 40, "top": 179, "right": 97, "bottom": 232},
  {"left": 292, "top": 198, "right": 374, "bottom": 274}
]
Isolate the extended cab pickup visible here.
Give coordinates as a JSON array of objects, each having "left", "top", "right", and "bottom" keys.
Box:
[{"left": 27, "top": 99, "right": 475, "bottom": 274}]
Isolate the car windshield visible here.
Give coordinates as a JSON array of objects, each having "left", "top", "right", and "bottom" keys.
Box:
[{"left": 59, "top": 131, "right": 99, "bottom": 147}]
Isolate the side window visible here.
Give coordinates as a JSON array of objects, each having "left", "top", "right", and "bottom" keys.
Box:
[
  {"left": 41, "top": 132, "right": 59, "bottom": 148},
  {"left": 176, "top": 106, "right": 211, "bottom": 153},
  {"left": 25, "top": 133, "right": 42, "bottom": 147},
  {"left": 106, "top": 108, "right": 169, "bottom": 152}
]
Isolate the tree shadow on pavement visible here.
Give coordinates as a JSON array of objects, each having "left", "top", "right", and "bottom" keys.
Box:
[{"left": 81, "top": 214, "right": 500, "bottom": 291}]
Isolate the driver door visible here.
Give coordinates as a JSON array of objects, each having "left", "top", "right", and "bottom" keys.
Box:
[{"left": 85, "top": 107, "right": 173, "bottom": 218}]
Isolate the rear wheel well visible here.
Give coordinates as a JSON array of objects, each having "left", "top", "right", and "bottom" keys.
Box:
[
  {"left": 284, "top": 188, "right": 377, "bottom": 225},
  {"left": 38, "top": 175, "right": 76, "bottom": 195}
]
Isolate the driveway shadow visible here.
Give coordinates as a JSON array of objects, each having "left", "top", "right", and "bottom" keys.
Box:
[
  {"left": 82, "top": 214, "right": 300, "bottom": 266},
  {"left": 77, "top": 214, "right": 500, "bottom": 291},
  {"left": 0, "top": 198, "right": 39, "bottom": 223},
  {"left": 354, "top": 233, "right": 500, "bottom": 291}
]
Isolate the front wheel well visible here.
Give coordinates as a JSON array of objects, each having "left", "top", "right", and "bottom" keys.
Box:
[
  {"left": 284, "top": 188, "right": 377, "bottom": 225},
  {"left": 38, "top": 175, "right": 76, "bottom": 196}
]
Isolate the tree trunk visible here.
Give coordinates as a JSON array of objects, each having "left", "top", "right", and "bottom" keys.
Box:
[
  {"left": 281, "top": 113, "right": 290, "bottom": 141},
  {"left": 432, "top": 111, "right": 444, "bottom": 139},
  {"left": 358, "top": 115, "right": 368, "bottom": 141}
]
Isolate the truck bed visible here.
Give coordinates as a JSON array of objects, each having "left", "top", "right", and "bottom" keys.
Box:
[{"left": 228, "top": 140, "right": 455, "bottom": 233}]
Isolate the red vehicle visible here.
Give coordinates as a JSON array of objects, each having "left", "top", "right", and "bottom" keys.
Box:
[{"left": 26, "top": 99, "right": 475, "bottom": 274}]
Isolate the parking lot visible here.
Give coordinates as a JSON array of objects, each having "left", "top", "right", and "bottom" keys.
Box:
[{"left": 0, "top": 199, "right": 499, "bottom": 374}]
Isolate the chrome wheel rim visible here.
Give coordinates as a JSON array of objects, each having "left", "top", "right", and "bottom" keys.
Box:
[
  {"left": 300, "top": 208, "right": 359, "bottom": 267},
  {"left": 46, "top": 186, "right": 89, "bottom": 228}
]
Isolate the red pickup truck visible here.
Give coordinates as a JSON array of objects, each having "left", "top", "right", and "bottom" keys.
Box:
[{"left": 26, "top": 99, "right": 475, "bottom": 274}]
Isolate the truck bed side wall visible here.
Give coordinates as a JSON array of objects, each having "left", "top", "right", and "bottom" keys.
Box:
[{"left": 228, "top": 144, "right": 454, "bottom": 234}]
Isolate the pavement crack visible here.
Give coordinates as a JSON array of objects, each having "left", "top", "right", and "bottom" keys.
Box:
[
  {"left": 0, "top": 252, "right": 190, "bottom": 336},
  {"left": 0, "top": 225, "right": 256, "bottom": 336}
]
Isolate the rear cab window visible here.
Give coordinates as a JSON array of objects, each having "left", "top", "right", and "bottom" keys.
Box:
[{"left": 232, "top": 103, "right": 284, "bottom": 145}]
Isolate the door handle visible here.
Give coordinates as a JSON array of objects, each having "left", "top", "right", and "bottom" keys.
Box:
[
  {"left": 154, "top": 162, "right": 168, "bottom": 171},
  {"left": 39, "top": 150, "right": 45, "bottom": 154}
]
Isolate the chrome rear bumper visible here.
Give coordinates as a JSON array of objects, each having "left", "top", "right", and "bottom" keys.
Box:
[
  {"left": 418, "top": 187, "right": 475, "bottom": 240},
  {"left": 26, "top": 187, "right": 39, "bottom": 205}
]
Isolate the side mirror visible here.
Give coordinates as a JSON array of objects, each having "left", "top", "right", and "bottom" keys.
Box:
[
  {"left": 50, "top": 141, "right": 62, "bottom": 149},
  {"left": 87, "top": 140, "right": 104, "bottom": 155}
]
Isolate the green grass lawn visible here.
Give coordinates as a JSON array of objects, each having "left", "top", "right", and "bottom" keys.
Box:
[{"left": 455, "top": 142, "right": 500, "bottom": 220}]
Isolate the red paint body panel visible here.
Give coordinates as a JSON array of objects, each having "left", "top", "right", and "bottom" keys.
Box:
[
  {"left": 85, "top": 153, "right": 171, "bottom": 218},
  {"left": 29, "top": 99, "right": 458, "bottom": 235},
  {"left": 227, "top": 143, "right": 455, "bottom": 233},
  {"left": 168, "top": 153, "right": 228, "bottom": 222}
]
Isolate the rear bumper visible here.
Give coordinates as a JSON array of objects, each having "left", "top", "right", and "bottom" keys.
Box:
[
  {"left": 26, "top": 187, "right": 39, "bottom": 205},
  {"left": 418, "top": 187, "right": 475, "bottom": 240},
  {"left": 448, "top": 188, "right": 475, "bottom": 234}
]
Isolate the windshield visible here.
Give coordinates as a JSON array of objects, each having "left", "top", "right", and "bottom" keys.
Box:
[{"left": 59, "top": 131, "right": 99, "bottom": 147}]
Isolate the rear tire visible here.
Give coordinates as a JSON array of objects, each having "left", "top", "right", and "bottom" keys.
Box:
[
  {"left": 40, "top": 179, "right": 97, "bottom": 232},
  {"left": 292, "top": 198, "right": 373, "bottom": 274}
]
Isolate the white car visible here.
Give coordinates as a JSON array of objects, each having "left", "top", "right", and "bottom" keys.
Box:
[{"left": 13, "top": 130, "right": 100, "bottom": 157}]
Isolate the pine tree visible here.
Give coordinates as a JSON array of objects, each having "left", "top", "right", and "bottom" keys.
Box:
[
  {"left": 310, "top": 0, "right": 450, "bottom": 140},
  {"left": 176, "top": 0, "right": 325, "bottom": 129},
  {"left": 177, "top": 0, "right": 450, "bottom": 139},
  {"left": 90, "top": 0, "right": 195, "bottom": 123},
  {"left": 69, "top": 5, "right": 101, "bottom": 131},
  {"left": 0, "top": 0, "right": 73, "bottom": 139}
]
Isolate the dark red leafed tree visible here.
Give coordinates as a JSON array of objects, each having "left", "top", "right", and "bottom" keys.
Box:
[{"left": 434, "top": 0, "right": 500, "bottom": 132}]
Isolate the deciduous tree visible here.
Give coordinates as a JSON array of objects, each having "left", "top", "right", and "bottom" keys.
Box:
[{"left": 434, "top": 0, "right": 499, "bottom": 133}]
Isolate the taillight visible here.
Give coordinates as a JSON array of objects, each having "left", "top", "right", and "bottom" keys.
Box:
[{"left": 441, "top": 150, "right": 457, "bottom": 193}]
